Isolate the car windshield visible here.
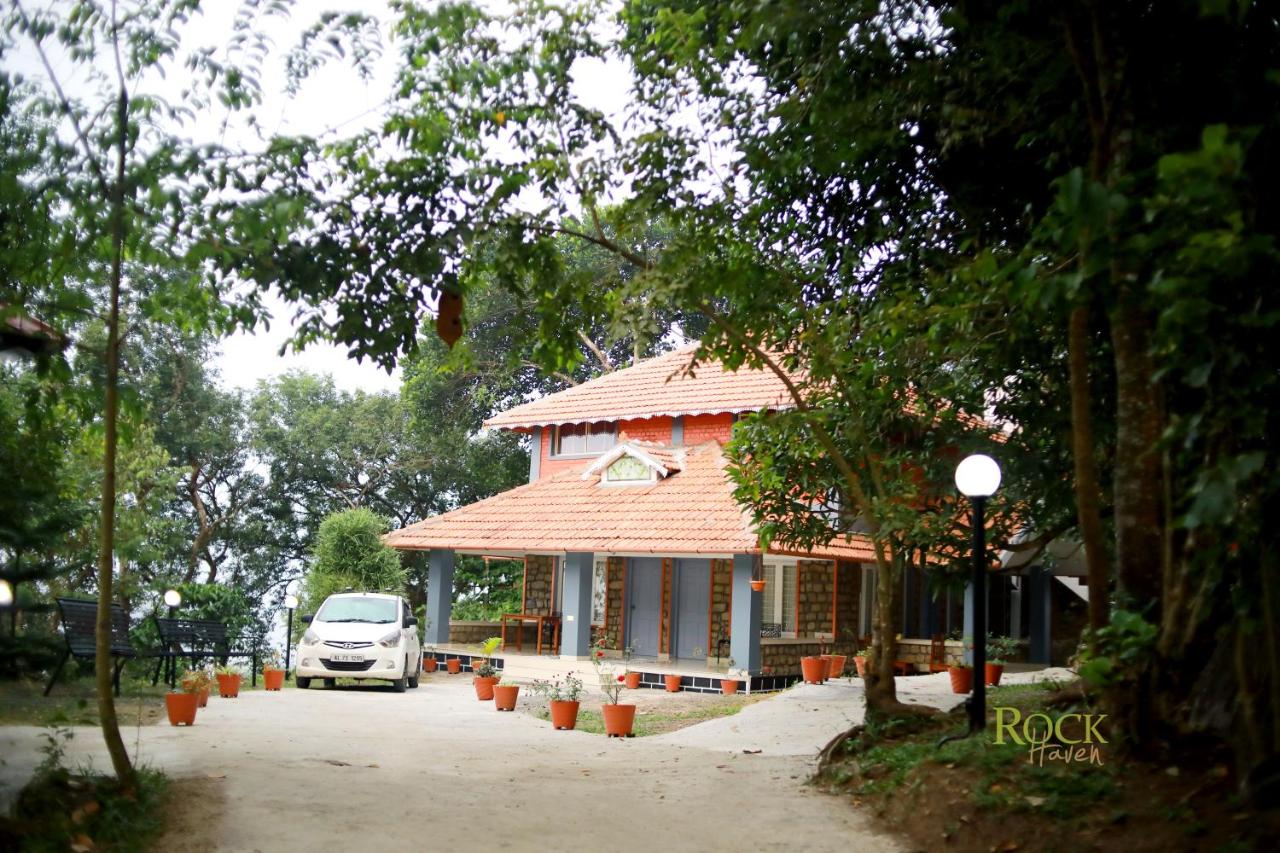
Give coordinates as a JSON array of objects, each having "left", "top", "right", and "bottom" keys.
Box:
[{"left": 316, "top": 597, "right": 398, "bottom": 624}]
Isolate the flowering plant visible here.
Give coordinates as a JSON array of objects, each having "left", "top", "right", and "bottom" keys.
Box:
[
  {"left": 179, "top": 667, "right": 213, "bottom": 694},
  {"left": 530, "top": 673, "right": 584, "bottom": 703},
  {"left": 591, "top": 644, "right": 626, "bottom": 704}
]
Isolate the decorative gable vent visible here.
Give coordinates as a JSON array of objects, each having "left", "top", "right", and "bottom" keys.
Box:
[{"left": 582, "top": 442, "right": 682, "bottom": 486}]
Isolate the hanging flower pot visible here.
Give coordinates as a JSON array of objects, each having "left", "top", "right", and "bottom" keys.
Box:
[
  {"left": 624, "top": 671, "right": 641, "bottom": 689},
  {"left": 493, "top": 683, "right": 520, "bottom": 711},
  {"left": 949, "top": 665, "right": 974, "bottom": 694},
  {"left": 215, "top": 673, "right": 242, "bottom": 698},
  {"left": 263, "top": 667, "right": 285, "bottom": 691},
  {"left": 720, "top": 678, "right": 740, "bottom": 695},
  {"left": 663, "top": 674, "right": 682, "bottom": 693},
  {"left": 446, "top": 658, "right": 461, "bottom": 674},
  {"left": 602, "top": 703, "right": 637, "bottom": 737},
  {"left": 984, "top": 663, "right": 1005, "bottom": 687},
  {"left": 826, "top": 655, "right": 847, "bottom": 679},
  {"left": 750, "top": 579, "right": 766, "bottom": 593},
  {"left": 473, "top": 675, "right": 499, "bottom": 700},
  {"left": 423, "top": 655, "right": 438, "bottom": 673},
  {"left": 853, "top": 656, "right": 868, "bottom": 678},
  {"left": 800, "top": 656, "right": 828, "bottom": 684},
  {"left": 165, "top": 692, "right": 198, "bottom": 726},
  {"left": 549, "top": 700, "right": 580, "bottom": 730}
]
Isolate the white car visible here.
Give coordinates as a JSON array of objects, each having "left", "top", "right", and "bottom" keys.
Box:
[{"left": 295, "top": 592, "right": 422, "bottom": 692}]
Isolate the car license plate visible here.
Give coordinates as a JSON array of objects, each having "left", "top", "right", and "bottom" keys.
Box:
[{"left": 332, "top": 654, "right": 364, "bottom": 662}]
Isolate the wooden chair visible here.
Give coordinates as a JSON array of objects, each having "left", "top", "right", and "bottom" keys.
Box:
[{"left": 928, "top": 634, "right": 949, "bottom": 673}]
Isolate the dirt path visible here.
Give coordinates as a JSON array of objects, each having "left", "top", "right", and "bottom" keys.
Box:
[{"left": 0, "top": 671, "right": 1068, "bottom": 851}]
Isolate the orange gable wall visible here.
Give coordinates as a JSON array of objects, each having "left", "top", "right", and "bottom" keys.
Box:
[
  {"left": 683, "top": 412, "right": 735, "bottom": 444},
  {"left": 536, "top": 415, "right": 730, "bottom": 480}
]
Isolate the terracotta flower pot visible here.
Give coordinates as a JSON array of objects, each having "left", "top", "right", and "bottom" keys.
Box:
[
  {"left": 624, "top": 672, "right": 641, "bottom": 689},
  {"left": 473, "top": 675, "right": 499, "bottom": 700},
  {"left": 664, "top": 674, "right": 682, "bottom": 693},
  {"left": 216, "top": 673, "right": 241, "bottom": 698},
  {"left": 602, "top": 703, "right": 637, "bottom": 737},
  {"left": 826, "top": 655, "right": 847, "bottom": 679},
  {"left": 984, "top": 663, "right": 1005, "bottom": 687},
  {"left": 423, "top": 656, "right": 438, "bottom": 672},
  {"left": 749, "top": 579, "right": 766, "bottom": 592},
  {"left": 195, "top": 688, "right": 209, "bottom": 708},
  {"left": 165, "top": 693, "right": 198, "bottom": 726},
  {"left": 263, "top": 668, "right": 285, "bottom": 691},
  {"left": 446, "top": 658, "right": 461, "bottom": 674},
  {"left": 549, "top": 700, "right": 580, "bottom": 730},
  {"left": 800, "top": 656, "right": 828, "bottom": 685},
  {"left": 949, "top": 665, "right": 974, "bottom": 694},
  {"left": 720, "top": 678, "right": 740, "bottom": 695},
  {"left": 493, "top": 684, "right": 520, "bottom": 711},
  {"left": 854, "top": 656, "right": 868, "bottom": 678}
]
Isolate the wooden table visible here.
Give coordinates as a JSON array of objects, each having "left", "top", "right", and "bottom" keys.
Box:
[{"left": 500, "top": 613, "right": 562, "bottom": 655}]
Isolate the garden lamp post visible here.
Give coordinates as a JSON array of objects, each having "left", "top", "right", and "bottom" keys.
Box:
[
  {"left": 955, "top": 454, "right": 1001, "bottom": 734},
  {"left": 0, "top": 579, "right": 13, "bottom": 607},
  {"left": 284, "top": 594, "right": 299, "bottom": 678}
]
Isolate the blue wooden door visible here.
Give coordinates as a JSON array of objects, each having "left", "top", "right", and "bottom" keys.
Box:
[
  {"left": 675, "top": 559, "right": 710, "bottom": 660},
  {"left": 627, "top": 558, "right": 662, "bottom": 657}
]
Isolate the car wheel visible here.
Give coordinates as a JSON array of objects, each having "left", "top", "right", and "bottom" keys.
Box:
[
  {"left": 324, "top": 678, "right": 337, "bottom": 689},
  {"left": 296, "top": 676, "right": 311, "bottom": 689},
  {"left": 408, "top": 659, "right": 420, "bottom": 689},
  {"left": 391, "top": 658, "right": 408, "bottom": 693}
]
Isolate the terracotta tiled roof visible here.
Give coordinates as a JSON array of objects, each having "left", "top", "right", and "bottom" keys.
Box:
[
  {"left": 383, "top": 441, "right": 876, "bottom": 562},
  {"left": 483, "top": 344, "right": 799, "bottom": 430}
]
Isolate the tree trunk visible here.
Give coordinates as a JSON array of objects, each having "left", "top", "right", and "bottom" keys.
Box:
[
  {"left": 96, "top": 86, "right": 134, "bottom": 787},
  {"left": 1067, "top": 304, "right": 1111, "bottom": 632}
]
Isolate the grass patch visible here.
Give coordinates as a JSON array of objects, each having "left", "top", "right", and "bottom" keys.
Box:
[
  {"left": 0, "top": 678, "right": 171, "bottom": 727},
  {"left": 0, "top": 728, "right": 170, "bottom": 852},
  {"left": 817, "top": 681, "right": 1276, "bottom": 852},
  {"left": 532, "top": 695, "right": 754, "bottom": 736}
]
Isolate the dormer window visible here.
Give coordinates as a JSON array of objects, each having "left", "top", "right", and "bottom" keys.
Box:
[
  {"left": 553, "top": 422, "right": 616, "bottom": 456},
  {"left": 605, "top": 456, "right": 652, "bottom": 482}
]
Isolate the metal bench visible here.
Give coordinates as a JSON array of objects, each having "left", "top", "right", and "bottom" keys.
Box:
[
  {"left": 152, "top": 616, "right": 260, "bottom": 687},
  {"left": 44, "top": 598, "right": 139, "bottom": 697}
]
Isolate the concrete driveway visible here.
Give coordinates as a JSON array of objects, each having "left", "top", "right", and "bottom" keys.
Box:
[{"left": 0, "top": 669, "right": 1072, "bottom": 852}]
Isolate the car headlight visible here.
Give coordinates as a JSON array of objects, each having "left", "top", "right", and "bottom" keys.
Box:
[
  {"left": 302, "top": 629, "right": 322, "bottom": 646},
  {"left": 377, "top": 629, "right": 402, "bottom": 648}
]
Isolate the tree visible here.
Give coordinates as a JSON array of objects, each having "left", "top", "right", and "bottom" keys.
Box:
[{"left": 301, "top": 508, "right": 406, "bottom": 617}]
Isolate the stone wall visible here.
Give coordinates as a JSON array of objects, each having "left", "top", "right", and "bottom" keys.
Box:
[
  {"left": 761, "top": 639, "right": 827, "bottom": 675},
  {"left": 524, "top": 555, "right": 555, "bottom": 614},
  {"left": 894, "top": 638, "right": 965, "bottom": 670},
  {"left": 446, "top": 621, "right": 503, "bottom": 645},
  {"left": 709, "top": 559, "right": 733, "bottom": 656},
  {"left": 834, "top": 561, "right": 863, "bottom": 644},
  {"left": 659, "top": 558, "right": 672, "bottom": 654},
  {"left": 797, "top": 560, "right": 835, "bottom": 637},
  {"left": 602, "top": 556, "right": 626, "bottom": 650}
]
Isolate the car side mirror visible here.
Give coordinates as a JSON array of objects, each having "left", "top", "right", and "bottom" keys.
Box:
[
  {"left": 301, "top": 614, "right": 313, "bottom": 624},
  {"left": 406, "top": 617, "right": 419, "bottom": 627}
]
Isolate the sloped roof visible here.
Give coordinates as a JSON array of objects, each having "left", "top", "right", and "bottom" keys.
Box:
[
  {"left": 483, "top": 344, "right": 798, "bottom": 430},
  {"left": 383, "top": 440, "right": 875, "bottom": 562}
]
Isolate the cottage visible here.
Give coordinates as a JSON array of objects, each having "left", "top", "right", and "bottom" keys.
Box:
[{"left": 385, "top": 345, "right": 1082, "bottom": 690}]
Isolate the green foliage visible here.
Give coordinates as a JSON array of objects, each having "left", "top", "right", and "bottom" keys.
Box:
[
  {"left": 301, "top": 508, "right": 405, "bottom": 615},
  {"left": 1077, "top": 611, "right": 1160, "bottom": 689},
  {"left": 174, "top": 582, "right": 259, "bottom": 641}
]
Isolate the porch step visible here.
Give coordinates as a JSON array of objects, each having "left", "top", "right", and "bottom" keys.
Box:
[{"left": 1054, "top": 575, "right": 1089, "bottom": 602}]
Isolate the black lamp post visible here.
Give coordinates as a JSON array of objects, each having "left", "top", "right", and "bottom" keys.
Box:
[
  {"left": 284, "top": 594, "right": 299, "bottom": 679},
  {"left": 954, "top": 454, "right": 1001, "bottom": 734}
]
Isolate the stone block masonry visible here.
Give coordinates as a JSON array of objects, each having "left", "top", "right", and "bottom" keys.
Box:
[
  {"left": 709, "top": 559, "right": 733, "bottom": 655},
  {"left": 603, "top": 556, "right": 626, "bottom": 649},
  {"left": 797, "top": 560, "right": 835, "bottom": 637},
  {"left": 524, "top": 555, "right": 555, "bottom": 614}
]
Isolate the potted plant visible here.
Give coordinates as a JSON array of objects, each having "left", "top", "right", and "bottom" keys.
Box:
[
  {"left": 985, "top": 635, "right": 1019, "bottom": 686},
  {"left": 473, "top": 637, "right": 502, "bottom": 700},
  {"left": 825, "top": 647, "right": 847, "bottom": 679},
  {"left": 663, "top": 674, "right": 682, "bottom": 692},
  {"left": 422, "top": 645, "right": 438, "bottom": 673},
  {"left": 446, "top": 657, "right": 461, "bottom": 674},
  {"left": 493, "top": 679, "right": 521, "bottom": 711},
  {"left": 262, "top": 650, "right": 285, "bottom": 691},
  {"left": 948, "top": 662, "right": 974, "bottom": 694},
  {"left": 620, "top": 644, "right": 640, "bottom": 688},
  {"left": 853, "top": 646, "right": 871, "bottom": 678},
  {"left": 532, "top": 673, "right": 584, "bottom": 730},
  {"left": 166, "top": 679, "right": 200, "bottom": 727},
  {"left": 215, "top": 664, "right": 243, "bottom": 698},
  {"left": 178, "top": 668, "right": 212, "bottom": 712},
  {"left": 720, "top": 658, "right": 741, "bottom": 695},
  {"left": 800, "top": 654, "right": 827, "bottom": 684},
  {"left": 594, "top": 651, "right": 636, "bottom": 737}
]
